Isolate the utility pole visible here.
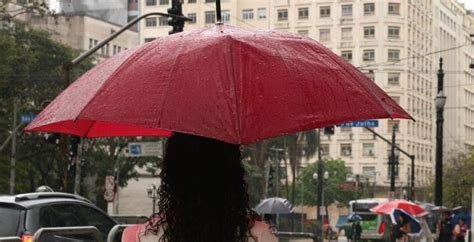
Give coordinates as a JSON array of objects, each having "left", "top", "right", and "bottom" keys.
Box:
[
  {"left": 73, "top": 138, "right": 82, "bottom": 195},
  {"left": 390, "top": 125, "right": 397, "bottom": 193},
  {"left": 9, "top": 101, "right": 17, "bottom": 195},
  {"left": 435, "top": 58, "right": 446, "bottom": 206},
  {"left": 316, "top": 128, "right": 323, "bottom": 241}
]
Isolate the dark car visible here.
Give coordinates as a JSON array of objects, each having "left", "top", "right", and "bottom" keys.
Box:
[{"left": 0, "top": 192, "right": 117, "bottom": 241}]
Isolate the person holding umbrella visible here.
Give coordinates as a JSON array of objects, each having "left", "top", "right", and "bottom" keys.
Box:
[
  {"left": 452, "top": 218, "right": 468, "bottom": 242},
  {"left": 122, "top": 132, "right": 278, "bottom": 242}
]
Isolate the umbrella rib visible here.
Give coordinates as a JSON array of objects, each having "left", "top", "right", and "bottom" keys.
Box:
[
  {"left": 83, "top": 120, "right": 96, "bottom": 137},
  {"left": 227, "top": 37, "right": 242, "bottom": 143}
]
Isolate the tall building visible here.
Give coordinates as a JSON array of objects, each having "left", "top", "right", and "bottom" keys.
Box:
[
  {"left": 433, "top": 0, "right": 474, "bottom": 158},
  {"left": 138, "top": 0, "right": 473, "bottom": 196}
]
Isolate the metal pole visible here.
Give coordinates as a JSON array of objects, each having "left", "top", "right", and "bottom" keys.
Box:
[
  {"left": 390, "top": 125, "right": 396, "bottom": 192},
  {"left": 316, "top": 128, "right": 323, "bottom": 241},
  {"left": 410, "top": 155, "right": 415, "bottom": 201},
  {"left": 435, "top": 58, "right": 445, "bottom": 206},
  {"left": 9, "top": 101, "right": 17, "bottom": 195},
  {"left": 276, "top": 149, "right": 279, "bottom": 197},
  {"left": 216, "top": 0, "right": 221, "bottom": 22},
  {"left": 73, "top": 139, "right": 83, "bottom": 195}
]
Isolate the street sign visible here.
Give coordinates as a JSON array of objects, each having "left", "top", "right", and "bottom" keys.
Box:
[
  {"left": 337, "top": 120, "right": 379, "bottom": 128},
  {"left": 339, "top": 181, "right": 357, "bottom": 191},
  {"left": 319, "top": 206, "right": 326, "bottom": 216},
  {"left": 20, "top": 113, "right": 37, "bottom": 123},
  {"left": 105, "top": 176, "right": 115, "bottom": 190},
  {"left": 104, "top": 190, "right": 115, "bottom": 202},
  {"left": 128, "top": 142, "right": 162, "bottom": 157}
]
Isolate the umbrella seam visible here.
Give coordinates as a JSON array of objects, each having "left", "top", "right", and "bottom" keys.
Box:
[
  {"left": 227, "top": 36, "right": 242, "bottom": 143},
  {"left": 84, "top": 120, "right": 96, "bottom": 137}
]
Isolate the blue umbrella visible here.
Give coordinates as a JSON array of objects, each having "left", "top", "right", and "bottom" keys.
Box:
[
  {"left": 336, "top": 215, "right": 349, "bottom": 228},
  {"left": 348, "top": 213, "right": 363, "bottom": 221},
  {"left": 390, "top": 208, "right": 422, "bottom": 235},
  {"left": 451, "top": 212, "right": 471, "bottom": 227}
]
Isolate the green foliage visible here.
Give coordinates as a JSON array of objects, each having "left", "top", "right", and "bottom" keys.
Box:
[
  {"left": 443, "top": 151, "right": 474, "bottom": 209},
  {"left": 294, "top": 159, "right": 357, "bottom": 206}
]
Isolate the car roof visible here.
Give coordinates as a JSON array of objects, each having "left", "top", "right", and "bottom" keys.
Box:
[{"left": 0, "top": 192, "right": 94, "bottom": 209}]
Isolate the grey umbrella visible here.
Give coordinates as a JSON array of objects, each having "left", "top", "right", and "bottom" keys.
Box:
[{"left": 255, "top": 197, "right": 293, "bottom": 214}]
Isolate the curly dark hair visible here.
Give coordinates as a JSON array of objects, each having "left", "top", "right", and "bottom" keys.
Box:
[{"left": 146, "top": 132, "right": 256, "bottom": 242}]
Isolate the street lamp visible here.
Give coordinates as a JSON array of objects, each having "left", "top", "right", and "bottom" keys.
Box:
[
  {"left": 434, "top": 58, "right": 445, "bottom": 206},
  {"left": 313, "top": 171, "right": 329, "bottom": 240},
  {"left": 387, "top": 147, "right": 400, "bottom": 195},
  {"left": 147, "top": 182, "right": 159, "bottom": 214}
]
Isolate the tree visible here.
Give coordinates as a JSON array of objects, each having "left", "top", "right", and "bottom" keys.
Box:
[
  {"left": 443, "top": 151, "right": 474, "bottom": 209},
  {"left": 294, "top": 159, "right": 357, "bottom": 206},
  {"left": 1, "top": 0, "right": 50, "bottom": 21}
]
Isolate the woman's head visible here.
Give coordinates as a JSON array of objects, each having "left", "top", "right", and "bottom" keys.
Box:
[
  {"left": 152, "top": 132, "right": 253, "bottom": 242},
  {"left": 459, "top": 218, "right": 465, "bottom": 225}
]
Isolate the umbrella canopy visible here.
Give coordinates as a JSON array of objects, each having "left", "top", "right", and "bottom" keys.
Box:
[
  {"left": 25, "top": 24, "right": 411, "bottom": 144},
  {"left": 390, "top": 209, "right": 422, "bottom": 235},
  {"left": 370, "top": 199, "right": 427, "bottom": 217},
  {"left": 255, "top": 197, "right": 293, "bottom": 214},
  {"left": 451, "top": 212, "right": 471, "bottom": 227},
  {"left": 347, "top": 213, "right": 363, "bottom": 221}
]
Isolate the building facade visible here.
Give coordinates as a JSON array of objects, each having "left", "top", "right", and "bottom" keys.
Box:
[
  {"left": 138, "top": 0, "right": 473, "bottom": 195},
  {"left": 433, "top": 0, "right": 474, "bottom": 159}
]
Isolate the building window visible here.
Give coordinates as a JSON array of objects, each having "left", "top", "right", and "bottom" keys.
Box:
[
  {"left": 388, "top": 3, "right": 400, "bottom": 15},
  {"left": 388, "top": 49, "right": 400, "bottom": 61},
  {"left": 321, "top": 144, "right": 330, "bottom": 156},
  {"left": 146, "top": 0, "right": 156, "bottom": 6},
  {"left": 222, "top": 10, "right": 230, "bottom": 23},
  {"left": 297, "top": 30, "right": 309, "bottom": 36},
  {"left": 362, "top": 166, "right": 375, "bottom": 176},
  {"left": 388, "top": 26, "right": 400, "bottom": 39},
  {"left": 388, "top": 164, "right": 399, "bottom": 178},
  {"left": 363, "top": 49, "right": 375, "bottom": 62},
  {"left": 388, "top": 73, "right": 400, "bottom": 85},
  {"left": 145, "top": 17, "right": 157, "bottom": 27},
  {"left": 101, "top": 43, "right": 109, "bottom": 56},
  {"left": 242, "top": 9, "right": 254, "bottom": 20},
  {"left": 387, "top": 120, "right": 400, "bottom": 133},
  {"left": 188, "top": 0, "right": 196, "bottom": 3},
  {"left": 364, "top": 3, "right": 375, "bottom": 15},
  {"left": 364, "top": 26, "right": 375, "bottom": 38},
  {"left": 278, "top": 9, "right": 288, "bottom": 21},
  {"left": 298, "top": 7, "right": 309, "bottom": 20},
  {"left": 341, "top": 50, "right": 352, "bottom": 62},
  {"left": 320, "top": 6, "right": 330, "bottom": 18},
  {"left": 144, "top": 38, "right": 156, "bottom": 43},
  {"left": 341, "top": 144, "right": 352, "bottom": 157},
  {"left": 159, "top": 0, "right": 168, "bottom": 5},
  {"left": 158, "top": 17, "right": 168, "bottom": 26},
  {"left": 341, "top": 4, "right": 353, "bottom": 17},
  {"left": 89, "top": 38, "right": 94, "bottom": 49},
  {"left": 341, "top": 27, "right": 352, "bottom": 40},
  {"left": 205, "top": 11, "right": 216, "bottom": 24},
  {"left": 366, "top": 71, "right": 375, "bottom": 81},
  {"left": 363, "top": 143, "right": 375, "bottom": 157},
  {"left": 319, "top": 28, "right": 330, "bottom": 42},
  {"left": 258, "top": 8, "right": 266, "bottom": 19},
  {"left": 187, "top": 13, "right": 196, "bottom": 24},
  {"left": 205, "top": 0, "right": 215, "bottom": 2}
]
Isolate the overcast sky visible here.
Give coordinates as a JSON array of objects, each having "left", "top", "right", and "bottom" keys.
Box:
[{"left": 457, "top": 0, "right": 474, "bottom": 11}]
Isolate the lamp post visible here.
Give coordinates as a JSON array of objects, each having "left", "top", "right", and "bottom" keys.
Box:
[
  {"left": 147, "top": 182, "right": 159, "bottom": 215},
  {"left": 434, "top": 58, "right": 446, "bottom": 206},
  {"left": 313, "top": 171, "right": 329, "bottom": 240}
]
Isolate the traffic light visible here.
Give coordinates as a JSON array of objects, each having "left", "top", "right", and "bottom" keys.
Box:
[
  {"left": 44, "top": 133, "right": 60, "bottom": 144},
  {"left": 167, "top": 1, "right": 184, "bottom": 35},
  {"left": 323, "top": 126, "right": 335, "bottom": 135}
]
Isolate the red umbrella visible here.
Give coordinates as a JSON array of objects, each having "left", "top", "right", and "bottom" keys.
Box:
[
  {"left": 370, "top": 200, "right": 427, "bottom": 217},
  {"left": 25, "top": 24, "right": 411, "bottom": 144}
]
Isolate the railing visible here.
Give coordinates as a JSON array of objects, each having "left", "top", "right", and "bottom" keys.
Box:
[
  {"left": 275, "top": 232, "right": 317, "bottom": 242},
  {"left": 32, "top": 226, "right": 102, "bottom": 242},
  {"left": 0, "top": 237, "right": 21, "bottom": 242},
  {"left": 107, "top": 225, "right": 133, "bottom": 242}
]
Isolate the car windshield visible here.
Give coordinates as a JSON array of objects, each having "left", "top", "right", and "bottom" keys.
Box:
[{"left": 0, "top": 206, "right": 21, "bottom": 236}]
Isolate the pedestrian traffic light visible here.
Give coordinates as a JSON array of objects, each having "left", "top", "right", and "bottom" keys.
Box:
[
  {"left": 167, "top": 1, "right": 184, "bottom": 35},
  {"left": 323, "top": 126, "right": 335, "bottom": 135}
]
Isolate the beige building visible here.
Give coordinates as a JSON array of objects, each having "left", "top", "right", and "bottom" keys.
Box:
[
  {"left": 433, "top": 0, "right": 474, "bottom": 159},
  {"left": 139, "top": 0, "right": 472, "bottom": 196},
  {"left": 10, "top": 1, "right": 139, "bottom": 60}
]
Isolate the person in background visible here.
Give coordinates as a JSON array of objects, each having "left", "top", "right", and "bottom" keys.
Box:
[
  {"left": 452, "top": 218, "right": 467, "bottom": 242},
  {"left": 352, "top": 221, "right": 362, "bottom": 241},
  {"left": 438, "top": 211, "right": 452, "bottom": 242},
  {"left": 122, "top": 132, "right": 277, "bottom": 242},
  {"left": 392, "top": 215, "right": 409, "bottom": 242}
]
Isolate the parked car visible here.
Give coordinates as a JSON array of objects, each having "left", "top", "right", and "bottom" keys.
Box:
[{"left": 0, "top": 192, "right": 118, "bottom": 241}]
